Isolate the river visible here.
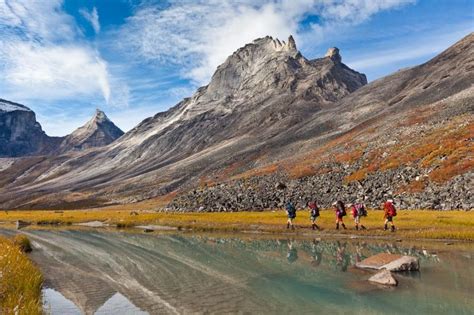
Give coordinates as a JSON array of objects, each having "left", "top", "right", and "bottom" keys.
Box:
[{"left": 2, "top": 229, "right": 473, "bottom": 314}]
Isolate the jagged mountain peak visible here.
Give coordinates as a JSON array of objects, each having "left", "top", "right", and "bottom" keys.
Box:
[
  {"left": 245, "top": 35, "right": 298, "bottom": 54},
  {"left": 121, "top": 35, "right": 367, "bottom": 146},
  {"left": 92, "top": 108, "right": 109, "bottom": 123},
  {"left": 198, "top": 35, "right": 363, "bottom": 105},
  {"left": 56, "top": 109, "right": 124, "bottom": 153},
  {"left": 325, "top": 47, "right": 341, "bottom": 63}
]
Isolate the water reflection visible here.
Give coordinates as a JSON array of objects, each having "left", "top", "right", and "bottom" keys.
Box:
[
  {"left": 43, "top": 288, "right": 148, "bottom": 315},
  {"left": 7, "top": 230, "right": 472, "bottom": 314}
]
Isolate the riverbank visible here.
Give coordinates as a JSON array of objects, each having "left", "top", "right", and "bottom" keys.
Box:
[
  {"left": 1, "top": 209, "right": 473, "bottom": 241},
  {"left": 0, "top": 235, "right": 43, "bottom": 314}
]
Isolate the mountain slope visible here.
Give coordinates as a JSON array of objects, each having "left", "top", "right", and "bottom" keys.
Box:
[
  {"left": 0, "top": 34, "right": 472, "bottom": 210},
  {"left": 169, "top": 33, "right": 474, "bottom": 211},
  {"left": 56, "top": 109, "right": 124, "bottom": 154},
  {"left": 0, "top": 35, "right": 367, "bottom": 209}
]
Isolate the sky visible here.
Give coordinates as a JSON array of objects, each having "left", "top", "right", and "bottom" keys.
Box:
[{"left": 0, "top": 0, "right": 473, "bottom": 136}]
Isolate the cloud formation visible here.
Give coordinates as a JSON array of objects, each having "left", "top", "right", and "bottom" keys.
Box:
[
  {"left": 80, "top": 6, "right": 100, "bottom": 34},
  {"left": 0, "top": 0, "right": 112, "bottom": 103},
  {"left": 118, "top": 0, "right": 415, "bottom": 85}
]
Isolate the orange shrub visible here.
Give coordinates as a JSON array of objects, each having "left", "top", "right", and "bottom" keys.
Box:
[
  {"left": 397, "top": 179, "right": 426, "bottom": 193},
  {"left": 287, "top": 164, "right": 316, "bottom": 179},
  {"left": 344, "top": 168, "right": 368, "bottom": 183}
]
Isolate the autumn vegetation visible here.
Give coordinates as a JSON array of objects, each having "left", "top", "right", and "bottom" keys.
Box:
[{"left": 0, "top": 235, "right": 42, "bottom": 314}]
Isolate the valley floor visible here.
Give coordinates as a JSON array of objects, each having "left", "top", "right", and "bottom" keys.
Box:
[{"left": 1, "top": 209, "right": 473, "bottom": 241}]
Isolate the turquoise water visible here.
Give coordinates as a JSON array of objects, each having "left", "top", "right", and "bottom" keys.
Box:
[{"left": 3, "top": 229, "right": 473, "bottom": 314}]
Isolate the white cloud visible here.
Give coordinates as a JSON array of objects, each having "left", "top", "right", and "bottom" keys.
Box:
[
  {"left": 80, "top": 7, "right": 100, "bottom": 34},
  {"left": 0, "top": 0, "right": 77, "bottom": 41},
  {"left": 2, "top": 41, "right": 111, "bottom": 102},
  {"left": 118, "top": 0, "right": 415, "bottom": 85},
  {"left": 0, "top": 0, "right": 118, "bottom": 104}
]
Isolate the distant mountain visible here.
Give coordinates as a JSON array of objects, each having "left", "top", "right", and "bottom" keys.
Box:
[
  {"left": 0, "top": 33, "right": 472, "bottom": 210},
  {"left": 56, "top": 109, "right": 124, "bottom": 154},
  {"left": 0, "top": 99, "right": 61, "bottom": 157},
  {"left": 0, "top": 100, "right": 123, "bottom": 157}
]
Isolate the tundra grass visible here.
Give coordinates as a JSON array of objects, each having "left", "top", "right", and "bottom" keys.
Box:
[
  {"left": 0, "top": 236, "right": 43, "bottom": 314},
  {"left": 1, "top": 209, "right": 473, "bottom": 241}
]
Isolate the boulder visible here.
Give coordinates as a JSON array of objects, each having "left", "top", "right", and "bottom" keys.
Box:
[
  {"left": 369, "top": 269, "right": 398, "bottom": 286},
  {"left": 382, "top": 255, "right": 419, "bottom": 272},
  {"left": 356, "top": 253, "right": 419, "bottom": 272}
]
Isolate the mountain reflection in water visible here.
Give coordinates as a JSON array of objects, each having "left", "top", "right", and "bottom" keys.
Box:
[{"left": 8, "top": 230, "right": 473, "bottom": 314}]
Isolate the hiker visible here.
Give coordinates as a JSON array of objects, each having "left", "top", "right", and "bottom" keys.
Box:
[
  {"left": 285, "top": 201, "right": 297, "bottom": 230},
  {"left": 383, "top": 199, "right": 397, "bottom": 232},
  {"left": 307, "top": 200, "right": 320, "bottom": 230},
  {"left": 349, "top": 202, "right": 368, "bottom": 230},
  {"left": 333, "top": 200, "right": 347, "bottom": 230}
]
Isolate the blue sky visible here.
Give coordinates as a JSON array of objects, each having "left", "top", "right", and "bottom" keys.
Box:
[{"left": 1, "top": 0, "right": 472, "bottom": 136}]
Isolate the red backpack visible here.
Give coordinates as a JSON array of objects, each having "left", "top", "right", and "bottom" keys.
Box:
[{"left": 385, "top": 202, "right": 397, "bottom": 217}]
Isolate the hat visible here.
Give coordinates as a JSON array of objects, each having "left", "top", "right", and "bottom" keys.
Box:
[{"left": 332, "top": 201, "right": 337, "bottom": 206}]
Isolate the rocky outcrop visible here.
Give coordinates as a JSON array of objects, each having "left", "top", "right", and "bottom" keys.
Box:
[
  {"left": 56, "top": 109, "right": 124, "bottom": 153},
  {"left": 0, "top": 99, "right": 61, "bottom": 157},
  {"left": 325, "top": 47, "right": 341, "bottom": 63}
]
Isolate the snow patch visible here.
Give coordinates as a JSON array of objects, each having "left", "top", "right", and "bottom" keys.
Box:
[{"left": 0, "top": 100, "right": 31, "bottom": 112}]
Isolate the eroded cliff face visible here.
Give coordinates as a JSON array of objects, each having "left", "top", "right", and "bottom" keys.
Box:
[{"left": 0, "top": 99, "right": 60, "bottom": 157}]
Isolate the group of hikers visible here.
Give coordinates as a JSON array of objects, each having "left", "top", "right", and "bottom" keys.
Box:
[{"left": 285, "top": 199, "right": 397, "bottom": 232}]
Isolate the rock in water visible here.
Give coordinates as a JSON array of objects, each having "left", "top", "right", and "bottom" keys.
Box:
[
  {"left": 369, "top": 269, "right": 398, "bottom": 286},
  {"left": 356, "top": 253, "right": 419, "bottom": 272},
  {"left": 382, "top": 255, "right": 420, "bottom": 272}
]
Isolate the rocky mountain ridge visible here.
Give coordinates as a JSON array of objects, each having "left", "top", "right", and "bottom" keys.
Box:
[
  {"left": 0, "top": 33, "right": 472, "bottom": 210},
  {"left": 0, "top": 102, "right": 123, "bottom": 157}
]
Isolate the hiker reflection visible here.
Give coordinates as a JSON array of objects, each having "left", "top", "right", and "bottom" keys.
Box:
[
  {"left": 354, "top": 242, "right": 364, "bottom": 264},
  {"left": 335, "top": 241, "right": 350, "bottom": 272},
  {"left": 310, "top": 239, "right": 322, "bottom": 267},
  {"left": 287, "top": 240, "right": 298, "bottom": 263}
]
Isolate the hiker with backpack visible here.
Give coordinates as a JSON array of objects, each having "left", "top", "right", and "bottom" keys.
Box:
[
  {"left": 285, "top": 201, "right": 297, "bottom": 230},
  {"left": 333, "top": 200, "right": 347, "bottom": 230},
  {"left": 349, "top": 202, "right": 368, "bottom": 230},
  {"left": 307, "top": 200, "right": 320, "bottom": 230},
  {"left": 383, "top": 199, "right": 397, "bottom": 232}
]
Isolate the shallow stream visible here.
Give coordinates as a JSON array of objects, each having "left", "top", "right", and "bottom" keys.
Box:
[{"left": 2, "top": 229, "right": 473, "bottom": 314}]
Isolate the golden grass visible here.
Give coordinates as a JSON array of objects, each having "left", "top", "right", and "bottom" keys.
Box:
[
  {"left": 0, "top": 236, "right": 43, "bottom": 314},
  {"left": 1, "top": 209, "right": 473, "bottom": 241}
]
